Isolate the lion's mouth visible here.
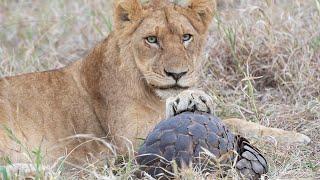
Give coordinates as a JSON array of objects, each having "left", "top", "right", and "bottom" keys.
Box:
[
  {"left": 153, "top": 84, "right": 190, "bottom": 99},
  {"left": 154, "top": 84, "right": 190, "bottom": 90}
]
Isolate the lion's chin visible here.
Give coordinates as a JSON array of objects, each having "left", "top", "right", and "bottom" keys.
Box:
[{"left": 154, "top": 88, "right": 185, "bottom": 100}]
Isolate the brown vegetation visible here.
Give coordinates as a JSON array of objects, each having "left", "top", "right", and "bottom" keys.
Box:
[{"left": 0, "top": 0, "right": 319, "bottom": 178}]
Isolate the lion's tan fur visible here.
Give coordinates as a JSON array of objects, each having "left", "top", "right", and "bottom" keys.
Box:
[{"left": 0, "top": 0, "right": 309, "bottom": 165}]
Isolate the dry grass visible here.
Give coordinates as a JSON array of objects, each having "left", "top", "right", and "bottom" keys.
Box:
[{"left": 0, "top": 0, "right": 319, "bottom": 179}]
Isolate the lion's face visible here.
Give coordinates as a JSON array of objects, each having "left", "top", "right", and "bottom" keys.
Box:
[
  {"left": 115, "top": 0, "right": 216, "bottom": 99},
  {"left": 131, "top": 9, "right": 201, "bottom": 98}
]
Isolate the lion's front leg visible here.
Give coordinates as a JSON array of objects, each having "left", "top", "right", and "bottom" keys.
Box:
[
  {"left": 165, "top": 89, "right": 214, "bottom": 118},
  {"left": 223, "top": 118, "right": 311, "bottom": 145},
  {"left": 4, "top": 163, "right": 49, "bottom": 178}
]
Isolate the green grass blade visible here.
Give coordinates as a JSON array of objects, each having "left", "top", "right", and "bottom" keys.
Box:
[{"left": 0, "top": 166, "right": 10, "bottom": 180}]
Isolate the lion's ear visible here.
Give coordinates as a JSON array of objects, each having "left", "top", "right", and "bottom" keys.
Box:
[
  {"left": 114, "top": 0, "right": 143, "bottom": 30},
  {"left": 188, "top": 0, "right": 216, "bottom": 32}
]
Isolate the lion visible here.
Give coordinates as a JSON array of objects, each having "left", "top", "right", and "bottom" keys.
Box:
[{"left": 0, "top": 0, "right": 310, "bottom": 167}]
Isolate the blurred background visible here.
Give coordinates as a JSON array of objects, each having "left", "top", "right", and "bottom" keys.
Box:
[{"left": 0, "top": 0, "right": 319, "bottom": 178}]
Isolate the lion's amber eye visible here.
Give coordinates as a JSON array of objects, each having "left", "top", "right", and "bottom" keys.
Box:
[
  {"left": 146, "top": 36, "right": 158, "bottom": 44},
  {"left": 182, "top": 34, "right": 192, "bottom": 42}
]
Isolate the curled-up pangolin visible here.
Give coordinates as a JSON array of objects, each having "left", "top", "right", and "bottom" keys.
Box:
[{"left": 137, "top": 112, "right": 268, "bottom": 179}]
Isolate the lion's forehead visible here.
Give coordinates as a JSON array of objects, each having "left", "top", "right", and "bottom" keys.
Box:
[{"left": 137, "top": 9, "right": 196, "bottom": 36}]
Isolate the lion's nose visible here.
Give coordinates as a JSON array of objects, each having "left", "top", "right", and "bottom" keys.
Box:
[{"left": 164, "top": 69, "right": 188, "bottom": 81}]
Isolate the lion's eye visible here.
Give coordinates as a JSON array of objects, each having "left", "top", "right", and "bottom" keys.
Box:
[
  {"left": 146, "top": 36, "right": 158, "bottom": 44},
  {"left": 182, "top": 34, "right": 192, "bottom": 42}
]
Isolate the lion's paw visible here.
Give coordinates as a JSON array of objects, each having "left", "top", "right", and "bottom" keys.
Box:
[
  {"left": 165, "top": 90, "right": 214, "bottom": 118},
  {"left": 271, "top": 131, "right": 311, "bottom": 145},
  {"left": 294, "top": 133, "right": 311, "bottom": 144}
]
